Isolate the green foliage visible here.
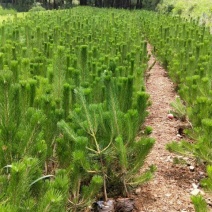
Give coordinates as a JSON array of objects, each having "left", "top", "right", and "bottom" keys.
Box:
[
  {"left": 58, "top": 87, "right": 154, "bottom": 200},
  {"left": 142, "top": 0, "right": 160, "bottom": 11},
  {"left": 191, "top": 195, "right": 208, "bottom": 212},
  {"left": 201, "top": 166, "right": 212, "bottom": 191},
  {"left": 1, "top": 160, "right": 69, "bottom": 211},
  {"left": 144, "top": 126, "right": 153, "bottom": 135},
  {"left": 0, "top": 7, "right": 155, "bottom": 210},
  {"left": 166, "top": 140, "right": 194, "bottom": 157},
  {"left": 0, "top": 6, "right": 16, "bottom": 16},
  {"left": 170, "top": 97, "right": 187, "bottom": 121},
  {"left": 156, "top": 0, "right": 212, "bottom": 27},
  {"left": 29, "top": 3, "right": 46, "bottom": 12}
]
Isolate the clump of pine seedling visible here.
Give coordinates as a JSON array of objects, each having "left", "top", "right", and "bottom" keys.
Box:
[
  {"left": 169, "top": 97, "right": 187, "bottom": 121},
  {"left": 0, "top": 7, "right": 155, "bottom": 211},
  {"left": 144, "top": 126, "right": 153, "bottom": 135},
  {"left": 58, "top": 86, "right": 155, "bottom": 209},
  {"left": 191, "top": 195, "right": 208, "bottom": 212}
]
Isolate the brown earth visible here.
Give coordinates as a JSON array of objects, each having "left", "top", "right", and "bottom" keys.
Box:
[{"left": 133, "top": 44, "right": 207, "bottom": 212}]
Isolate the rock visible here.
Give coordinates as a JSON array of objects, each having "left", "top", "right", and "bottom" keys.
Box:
[
  {"left": 168, "top": 113, "right": 174, "bottom": 119},
  {"left": 135, "top": 187, "right": 141, "bottom": 194},
  {"left": 177, "top": 200, "right": 182, "bottom": 205},
  {"left": 95, "top": 200, "right": 115, "bottom": 212},
  {"left": 165, "top": 193, "right": 172, "bottom": 197},
  {"left": 166, "top": 156, "right": 172, "bottom": 162},
  {"left": 199, "top": 171, "right": 205, "bottom": 176},
  {"left": 190, "top": 188, "right": 200, "bottom": 196},
  {"left": 189, "top": 165, "right": 195, "bottom": 171},
  {"left": 192, "top": 183, "right": 198, "bottom": 189},
  {"left": 176, "top": 134, "right": 183, "bottom": 138}
]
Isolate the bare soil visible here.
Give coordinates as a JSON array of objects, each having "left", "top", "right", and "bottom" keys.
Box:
[{"left": 134, "top": 44, "right": 206, "bottom": 212}]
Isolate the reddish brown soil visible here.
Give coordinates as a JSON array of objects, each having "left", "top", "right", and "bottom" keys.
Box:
[{"left": 134, "top": 44, "right": 206, "bottom": 212}]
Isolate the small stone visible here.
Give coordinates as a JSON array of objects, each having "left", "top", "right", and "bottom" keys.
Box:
[
  {"left": 166, "top": 156, "right": 172, "bottom": 162},
  {"left": 165, "top": 193, "right": 172, "bottom": 197},
  {"left": 177, "top": 134, "right": 182, "bottom": 138},
  {"left": 177, "top": 200, "right": 182, "bottom": 205},
  {"left": 192, "top": 183, "right": 198, "bottom": 189},
  {"left": 191, "top": 188, "right": 200, "bottom": 196},
  {"left": 168, "top": 113, "right": 174, "bottom": 119},
  {"left": 189, "top": 165, "right": 195, "bottom": 171},
  {"left": 199, "top": 171, "right": 205, "bottom": 176},
  {"left": 135, "top": 187, "right": 141, "bottom": 194}
]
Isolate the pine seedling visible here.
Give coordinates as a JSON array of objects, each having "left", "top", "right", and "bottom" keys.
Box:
[
  {"left": 1, "top": 26, "right": 5, "bottom": 46},
  {"left": 36, "top": 169, "right": 69, "bottom": 212},
  {"left": 170, "top": 97, "right": 187, "bottom": 121},
  {"left": 191, "top": 195, "right": 208, "bottom": 212},
  {"left": 135, "top": 91, "right": 149, "bottom": 126},
  {"left": 21, "top": 58, "right": 30, "bottom": 80},
  {"left": 2, "top": 157, "right": 42, "bottom": 209},
  {"left": 0, "top": 68, "right": 19, "bottom": 165},
  {"left": 37, "top": 189, "right": 64, "bottom": 212},
  {"left": 188, "top": 97, "right": 208, "bottom": 127},
  {"left": 144, "top": 126, "right": 153, "bottom": 135},
  {"left": 62, "top": 83, "right": 70, "bottom": 119},
  {"left": 58, "top": 92, "right": 109, "bottom": 201},
  {"left": 68, "top": 161, "right": 103, "bottom": 211},
  {"left": 202, "top": 118, "right": 212, "bottom": 140},
  {"left": 52, "top": 46, "right": 66, "bottom": 103},
  {"left": 0, "top": 53, "right": 4, "bottom": 70},
  {"left": 166, "top": 140, "right": 195, "bottom": 158},
  {"left": 18, "top": 108, "right": 46, "bottom": 158},
  {"left": 10, "top": 60, "right": 19, "bottom": 83},
  {"left": 29, "top": 79, "right": 37, "bottom": 107},
  {"left": 56, "top": 131, "right": 102, "bottom": 211},
  {"left": 80, "top": 45, "right": 88, "bottom": 81},
  {"left": 123, "top": 109, "right": 139, "bottom": 143},
  {"left": 110, "top": 136, "right": 155, "bottom": 197}
]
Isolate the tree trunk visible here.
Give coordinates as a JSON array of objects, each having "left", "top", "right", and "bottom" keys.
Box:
[
  {"left": 95, "top": 0, "right": 102, "bottom": 7},
  {"left": 80, "top": 0, "right": 87, "bottom": 5},
  {"left": 136, "top": 0, "right": 142, "bottom": 9},
  {"left": 124, "top": 0, "right": 130, "bottom": 8}
]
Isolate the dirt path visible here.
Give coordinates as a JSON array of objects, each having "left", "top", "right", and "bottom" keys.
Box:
[{"left": 134, "top": 44, "right": 204, "bottom": 212}]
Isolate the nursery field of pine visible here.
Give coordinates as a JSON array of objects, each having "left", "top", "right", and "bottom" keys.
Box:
[
  {"left": 0, "top": 6, "right": 212, "bottom": 211},
  {"left": 0, "top": 7, "right": 155, "bottom": 211}
]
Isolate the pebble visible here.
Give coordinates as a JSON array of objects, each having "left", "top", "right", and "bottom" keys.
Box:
[
  {"left": 135, "top": 187, "right": 141, "bottom": 194},
  {"left": 190, "top": 188, "right": 200, "bottom": 196},
  {"left": 189, "top": 165, "right": 195, "bottom": 171},
  {"left": 176, "top": 134, "right": 183, "bottom": 138},
  {"left": 199, "top": 171, "right": 204, "bottom": 176},
  {"left": 167, "top": 113, "right": 174, "bottom": 119},
  {"left": 166, "top": 156, "right": 172, "bottom": 162},
  {"left": 192, "top": 183, "right": 198, "bottom": 189}
]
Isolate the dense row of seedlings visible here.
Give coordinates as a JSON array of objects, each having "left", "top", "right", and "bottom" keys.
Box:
[
  {"left": 0, "top": 8, "right": 155, "bottom": 211},
  {"left": 139, "top": 11, "right": 212, "bottom": 209}
]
